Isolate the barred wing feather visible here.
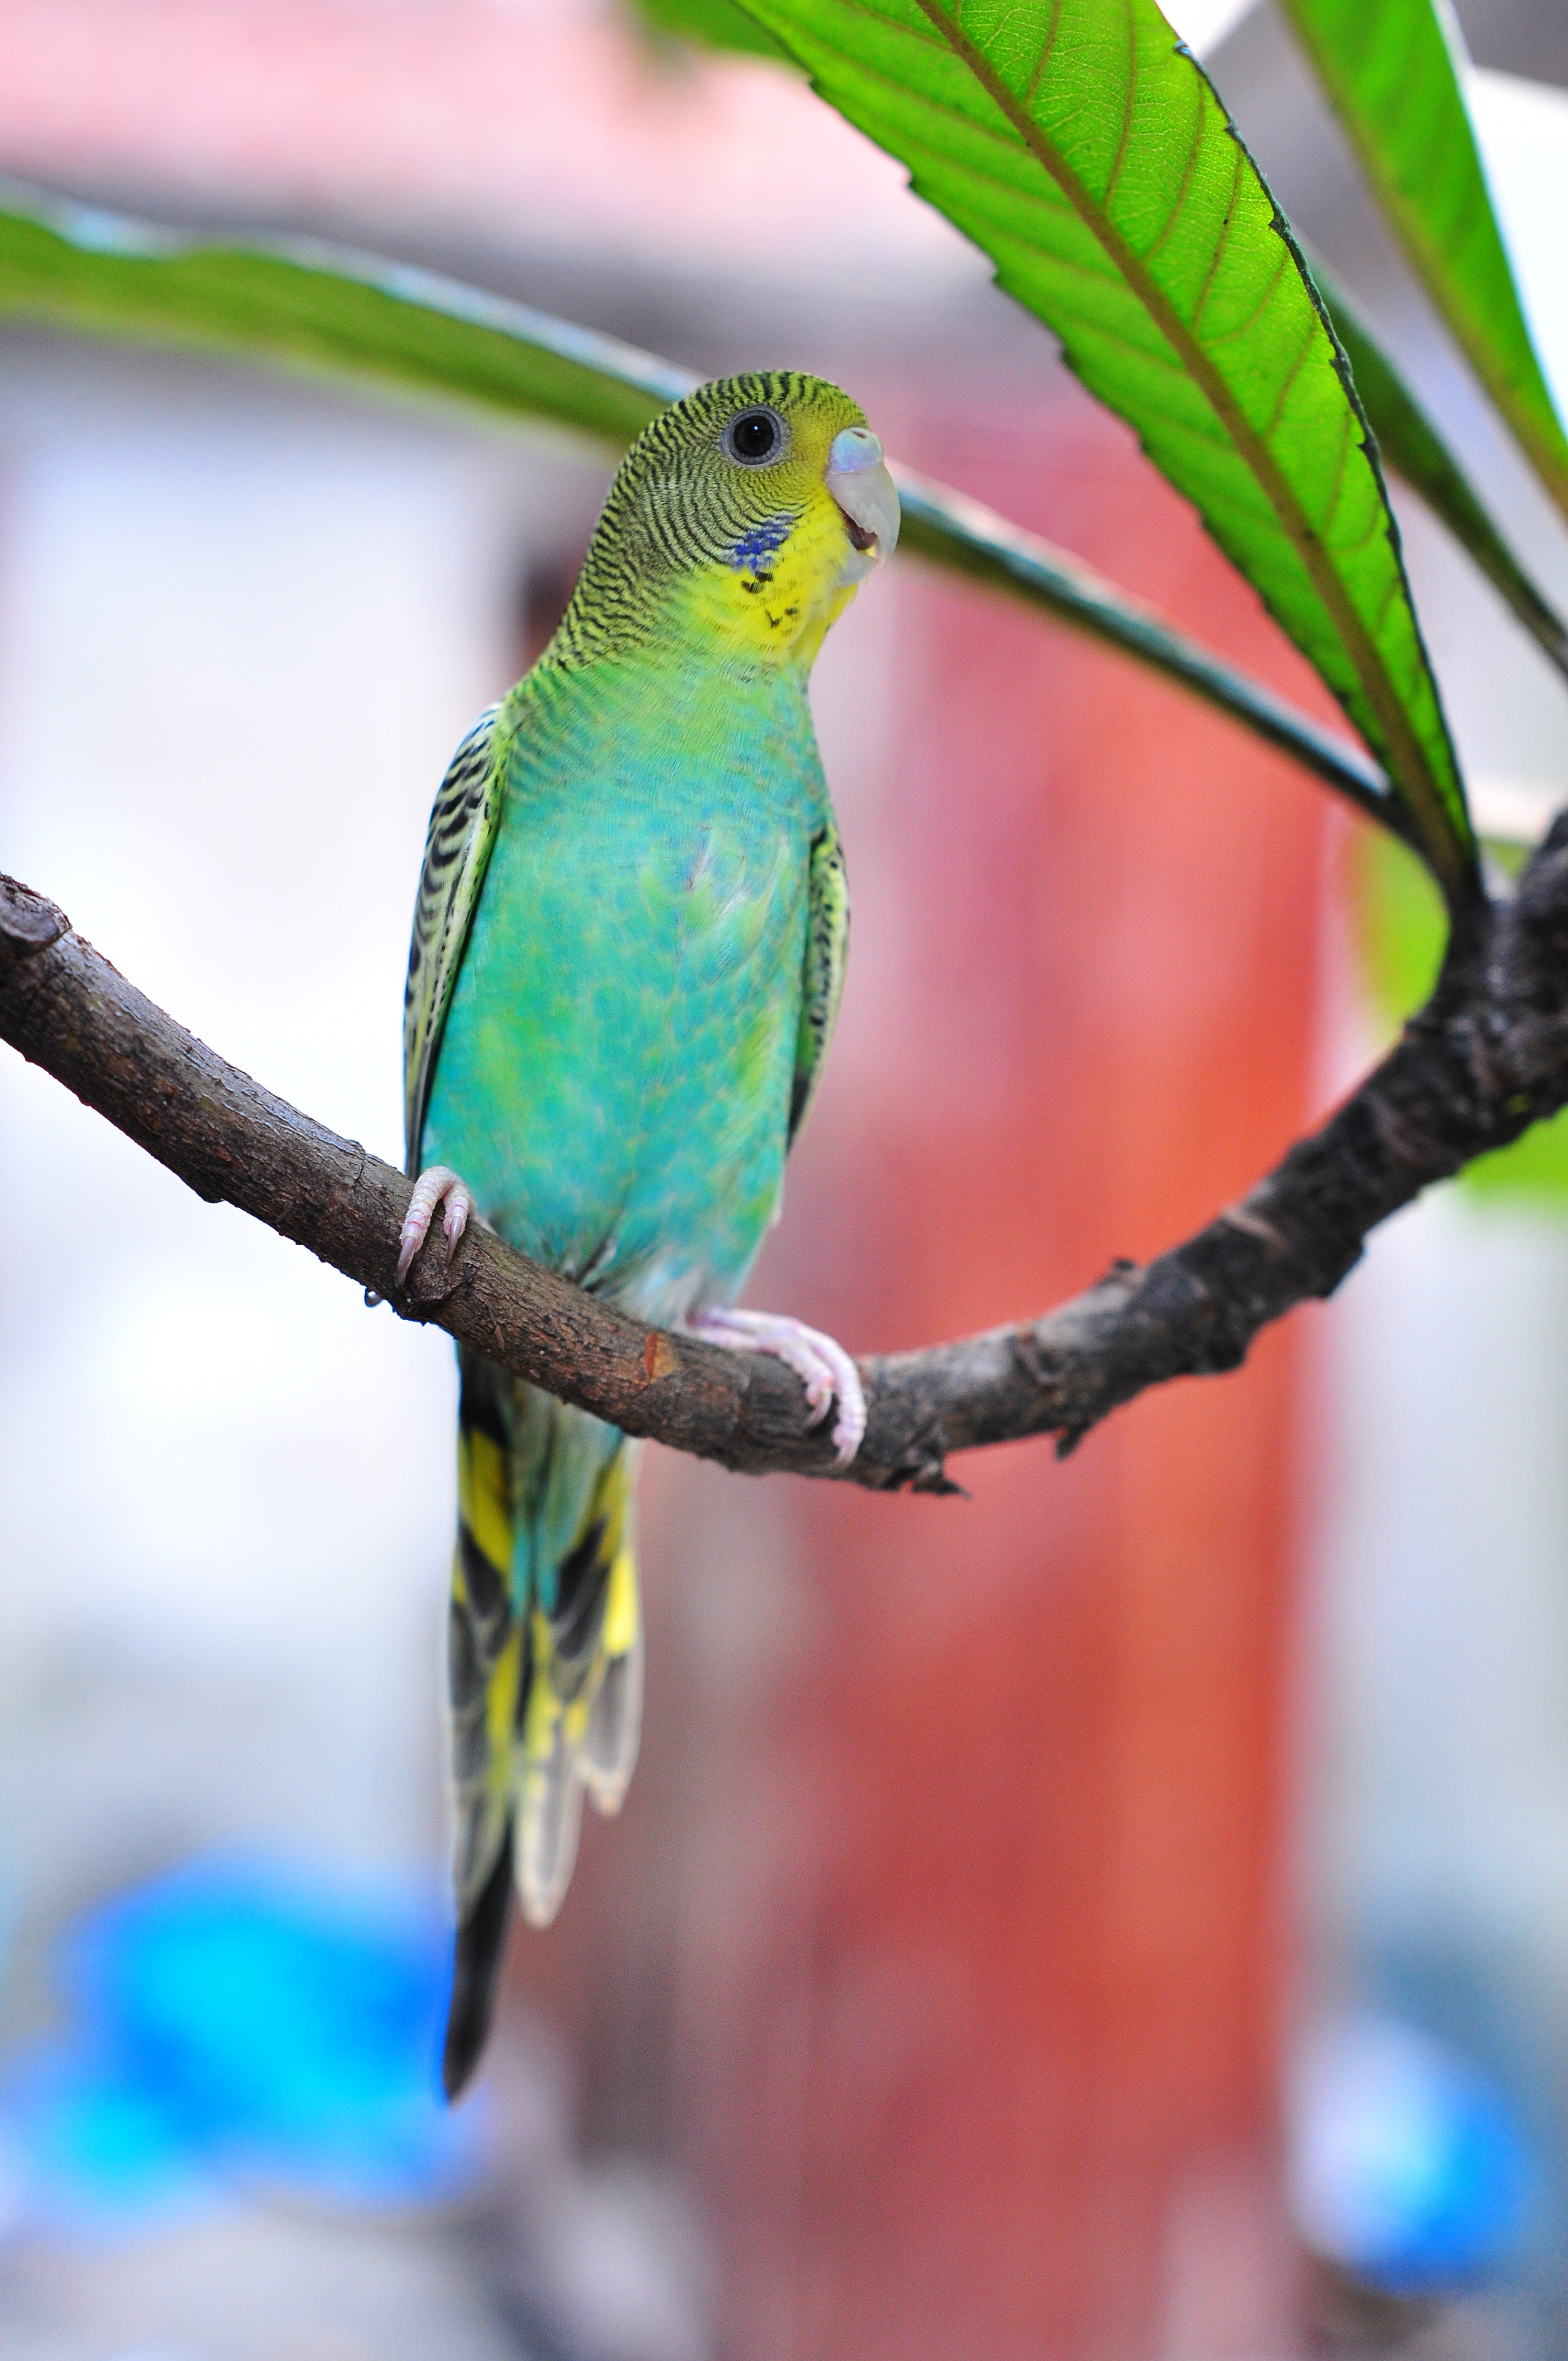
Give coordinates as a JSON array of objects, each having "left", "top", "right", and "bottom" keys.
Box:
[
  {"left": 788, "top": 821, "right": 849, "bottom": 1146},
  {"left": 404, "top": 700, "right": 505, "bottom": 1172}
]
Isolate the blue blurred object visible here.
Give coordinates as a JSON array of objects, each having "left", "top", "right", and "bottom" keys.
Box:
[
  {"left": 0, "top": 1854, "right": 483, "bottom": 2232},
  {"left": 0, "top": 2047, "right": 216, "bottom": 2234},
  {"left": 1291, "top": 2013, "right": 1534, "bottom": 2297}
]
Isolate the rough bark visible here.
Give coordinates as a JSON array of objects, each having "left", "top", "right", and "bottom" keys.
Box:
[{"left": 3, "top": 842, "right": 1566, "bottom": 1494}]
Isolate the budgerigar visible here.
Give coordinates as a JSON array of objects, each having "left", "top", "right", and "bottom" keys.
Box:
[{"left": 399, "top": 373, "right": 899, "bottom": 2095}]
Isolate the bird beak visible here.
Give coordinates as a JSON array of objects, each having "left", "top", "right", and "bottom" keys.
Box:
[{"left": 826, "top": 426, "right": 901, "bottom": 583}]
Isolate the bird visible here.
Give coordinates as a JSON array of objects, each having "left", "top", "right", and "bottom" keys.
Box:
[{"left": 398, "top": 372, "right": 899, "bottom": 2097}]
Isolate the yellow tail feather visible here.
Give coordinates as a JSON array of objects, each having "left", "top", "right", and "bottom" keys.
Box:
[
  {"left": 449, "top": 1367, "right": 643, "bottom": 1934},
  {"left": 515, "top": 1446, "right": 643, "bottom": 1924}
]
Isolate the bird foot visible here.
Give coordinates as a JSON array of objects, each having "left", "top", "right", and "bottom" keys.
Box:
[
  {"left": 397, "top": 1165, "right": 475, "bottom": 1286},
  {"left": 689, "top": 1305, "right": 866, "bottom": 1467}
]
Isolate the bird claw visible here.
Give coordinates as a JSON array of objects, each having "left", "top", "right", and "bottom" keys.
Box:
[
  {"left": 688, "top": 1305, "right": 867, "bottom": 1467},
  {"left": 397, "top": 1166, "right": 475, "bottom": 1287}
]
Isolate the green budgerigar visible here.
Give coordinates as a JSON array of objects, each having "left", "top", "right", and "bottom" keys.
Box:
[{"left": 400, "top": 373, "right": 899, "bottom": 2095}]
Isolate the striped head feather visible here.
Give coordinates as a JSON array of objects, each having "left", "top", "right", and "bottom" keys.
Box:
[{"left": 540, "top": 371, "right": 899, "bottom": 675}]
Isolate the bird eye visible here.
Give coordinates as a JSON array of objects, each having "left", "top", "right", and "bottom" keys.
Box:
[{"left": 725, "top": 407, "right": 787, "bottom": 466}]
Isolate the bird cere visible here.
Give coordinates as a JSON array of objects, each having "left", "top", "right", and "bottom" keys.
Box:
[{"left": 398, "top": 372, "right": 900, "bottom": 2095}]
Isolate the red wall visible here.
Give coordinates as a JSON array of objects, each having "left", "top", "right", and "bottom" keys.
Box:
[{"left": 514, "top": 385, "right": 1336, "bottom": 2361}]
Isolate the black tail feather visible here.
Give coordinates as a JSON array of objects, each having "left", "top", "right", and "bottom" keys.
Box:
[{"left": 443, "top": 1824, "right": 515, "bottom": 2100}]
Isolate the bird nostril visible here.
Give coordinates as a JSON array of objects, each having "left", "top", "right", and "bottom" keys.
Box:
[{"left": 827, "top": 426, "right": 884, "bottom": 474}]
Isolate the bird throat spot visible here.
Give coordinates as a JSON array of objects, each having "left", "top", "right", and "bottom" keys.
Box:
[{"left": 729, "top": 515, "right": 794, "bottom": 574}]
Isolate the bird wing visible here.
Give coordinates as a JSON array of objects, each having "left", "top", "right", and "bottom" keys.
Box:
[
  {"left": 788, "top": 819, "right": 850, "bottom": 1147},
  {"left": 403, "top": 700, "right": 507, "bottom": 1173}
]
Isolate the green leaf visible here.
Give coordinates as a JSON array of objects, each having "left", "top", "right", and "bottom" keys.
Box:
[
  {"left": 0, "top": 179, "right": 1409, "bottom": 843},
  {"left": 1278, "top": 0, "right": 1568, "bottom": 525},
  {"left": 1316, "top": 264, "right": 1568, "bottom": 687},
  {"left": 0, "top": 178, "right": 688, "bottom": 446},
  {"left": 725, "top": 0, "right": 1477, "bottom": 898},
  {"left": 633, "top": 0, "right": 794, "bottom": 61}
]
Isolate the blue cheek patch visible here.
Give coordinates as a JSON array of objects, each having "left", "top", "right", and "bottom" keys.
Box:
[{"left": 729, "top": 515, "right": 794, "bottom": 573}]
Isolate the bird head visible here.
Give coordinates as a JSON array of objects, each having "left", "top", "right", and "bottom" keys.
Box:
[{"left": 552, "top": 372, "right": 900, "bottom": 674}]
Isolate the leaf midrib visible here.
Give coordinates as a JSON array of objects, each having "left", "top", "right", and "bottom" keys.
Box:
[{"left": 885, "top": 0, "right": 1466, "bottom": 885}]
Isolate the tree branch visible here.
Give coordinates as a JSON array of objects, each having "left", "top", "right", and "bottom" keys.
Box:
[{"left": 3, "top": 845, "right": 1566, "bottom": 1494}]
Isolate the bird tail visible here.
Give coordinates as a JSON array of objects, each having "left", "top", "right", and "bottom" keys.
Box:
[{"left": 442, "top": 1351, "right": 643, "bottom": 2097}]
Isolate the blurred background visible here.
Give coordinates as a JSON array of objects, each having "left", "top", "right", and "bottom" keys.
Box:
[{"left": 0, "top": 1, "right": 1565, "bottom": 2355}]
